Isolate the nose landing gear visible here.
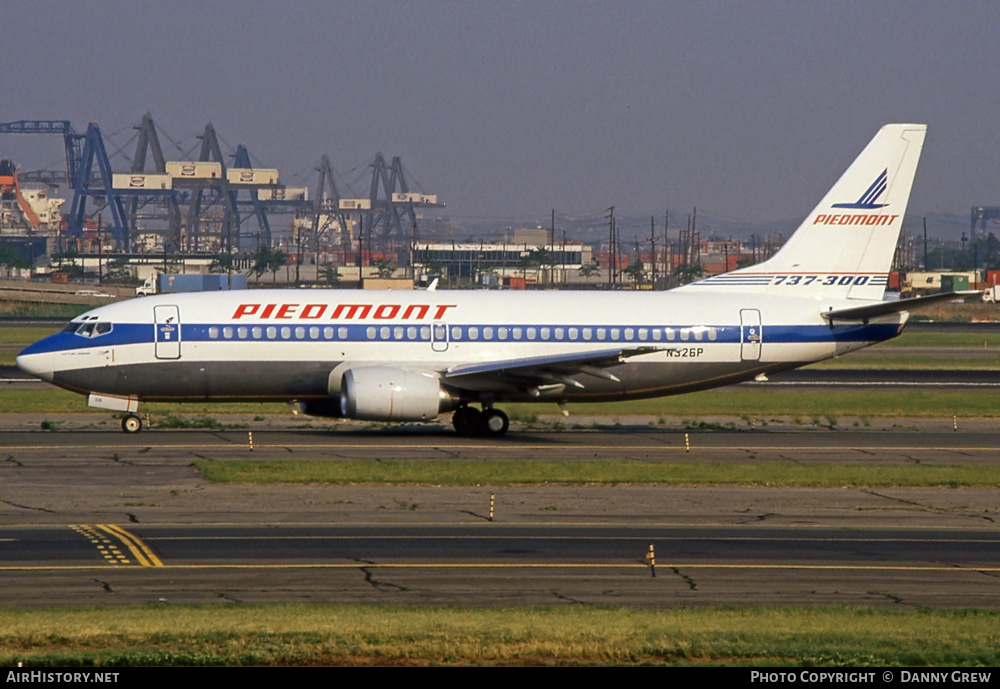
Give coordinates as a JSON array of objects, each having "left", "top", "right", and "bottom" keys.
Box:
[{"left": 121, "top": 414, "right": 143, "bottom": 433}]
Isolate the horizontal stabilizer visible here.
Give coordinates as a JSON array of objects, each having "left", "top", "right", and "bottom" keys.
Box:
[{"left": 821, "top": 291, "right": 978, "bottom": 322}]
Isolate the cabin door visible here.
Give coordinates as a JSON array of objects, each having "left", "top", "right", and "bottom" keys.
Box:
[
  {"left": 431, "top": 323, "right": 449, "bottom": 352},
  {"left": 740, "top": 309, "right": 762, "bottom": 361},
  {"left": 154, "top": 305, "right": 182, "bottom": 360}
]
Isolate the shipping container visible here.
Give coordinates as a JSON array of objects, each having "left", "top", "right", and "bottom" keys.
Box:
[
  {"left": 112, "top": 173, "right": 172, "bottom": 190},
  {"left": 391, "top": 192, "right": 423, "bottom": 203},
  {"left": 226, "top": 168, "right": 279, "bottom": 185},
  {"left": 257, "top": 186, "right": 308, "bottom": 201},
  {"left": 339, "top": 198, "right": 372, "bottom": 210},
  {"left": 165, "top": 161, "right": 223, "bottom": 179},
  {"left": 137, "top": 273, "right": 246, "bottom": 295}
]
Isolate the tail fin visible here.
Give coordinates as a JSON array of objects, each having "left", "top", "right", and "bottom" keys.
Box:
[{"left": 681, "top": 124, "right": 926, "bottom": 301}]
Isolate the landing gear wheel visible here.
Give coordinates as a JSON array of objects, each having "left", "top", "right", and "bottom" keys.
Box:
[
  {"left": 452, "top": 406, "right": 483, "bottom": 437},
  {"left": 481, "top": 408, "right": 510, "bottom": 437},
  {"left": 121, "top": 414, "right": 143, "bottom": 434}
]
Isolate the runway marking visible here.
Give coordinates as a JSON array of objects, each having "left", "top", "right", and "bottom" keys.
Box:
[
  {"left": 68, "top": 525, "right": 163, "bottom": 567},
  {"left": 70, "top": 525, "right": 130, "bottom": 565},
  {"left": 147, "top": 535, "right": 1000, "bottom": 544},
  {"left": 6, "top": 443, "right": 1000, "bottom": 453},
  {"left": 0, "top": 563, "right": 997, "bottom": 573},
  {"left": 97, "top": 524, "right": 164, "bottom": 567}
]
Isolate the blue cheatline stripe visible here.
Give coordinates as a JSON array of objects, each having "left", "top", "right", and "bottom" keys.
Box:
[{"left": 19, "top": 321, "right": 902, "bottom": 356}]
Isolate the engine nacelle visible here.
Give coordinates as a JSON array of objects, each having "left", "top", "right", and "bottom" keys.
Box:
[{"left": 339, "top": 367, "right": 457, "bottom": 421}]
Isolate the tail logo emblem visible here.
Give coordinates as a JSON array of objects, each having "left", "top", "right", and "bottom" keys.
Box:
[{"left": 832, "top": 169, "right": 888, "bottom": 209}]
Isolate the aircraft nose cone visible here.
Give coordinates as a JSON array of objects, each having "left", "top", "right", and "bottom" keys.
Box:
[{"left": 16, "top": 351, "right": 54, "bottom": 383}]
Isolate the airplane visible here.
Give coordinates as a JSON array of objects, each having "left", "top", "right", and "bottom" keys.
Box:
[{"left": 18, "top": 123, "right": 947, "bottom": 437}]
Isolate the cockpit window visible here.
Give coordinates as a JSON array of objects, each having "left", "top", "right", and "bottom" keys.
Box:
[{"left": 65, "top": 322, "right": 113, "bottom": 338}]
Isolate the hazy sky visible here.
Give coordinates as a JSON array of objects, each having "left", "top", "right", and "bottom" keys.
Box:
[{"left": 2, "top": 1, "right": 998, "bottom": 230}]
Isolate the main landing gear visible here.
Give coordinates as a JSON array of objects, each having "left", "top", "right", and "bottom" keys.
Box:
[
  {"left": 452, "top": 405, "right": 510, "bottom": 438},
  {"left": 121, "top": 414, "right": 143, "bottom": 433}
]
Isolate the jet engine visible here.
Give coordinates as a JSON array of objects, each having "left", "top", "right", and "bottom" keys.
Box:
[{"left": 339, "top": 367, "right": 458, "bottom": 421}]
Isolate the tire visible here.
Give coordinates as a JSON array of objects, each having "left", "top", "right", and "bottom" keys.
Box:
[
  {"left": 452, "top": 406, "right": 483, "bottom": 437},
  {"left": 121, "top": 414, "right": 143, "bottom": 433},
  {"left": 481, "top": 409, "right": 510, "bottom": 437}
]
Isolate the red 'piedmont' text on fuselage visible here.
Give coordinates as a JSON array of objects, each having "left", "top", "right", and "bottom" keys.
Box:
[{"left": 231, "top": 303, "right": 458, "bottom": 321}]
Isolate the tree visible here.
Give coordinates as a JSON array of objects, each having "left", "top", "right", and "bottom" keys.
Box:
[
  {"left": 249, "top": 245, "right": 288, "bottom": 284},
  {"left": 578, "top": 262, "right": 601, "bottom": 279},
  {"left": 51, "top": 249, "right": 84, "bottom": 278},
  {"left": 208, "top": 255, "right": 234, "bottom": 274},
  {"left": 319, "top": 264, "right": 341, "bottom": 286},
  {"left": 623, "top": 259, "right": 646, "bottom": 287},
  {"left": 0, "top": 245, "right": 31, "bottom": 278},
  {"left": 103, "top": 258, "right": 135, "bottom": 284},
  {"left": 372, "top": 257, "right": 395, "bottom": 279},
  {"left": 674, "top": 263, "right": 705, "bottom": 285}
]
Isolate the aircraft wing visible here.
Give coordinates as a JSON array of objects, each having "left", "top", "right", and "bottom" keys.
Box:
[
  {"left": 442, "top": 346, "right": 662, "bottom": 392},
  {"left": 821, "top": 291, "right": 979, "bottom": 322}
]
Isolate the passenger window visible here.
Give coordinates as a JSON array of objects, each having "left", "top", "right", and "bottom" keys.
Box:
[
  {"left": 554, "top": 327, "right": 564, "bottom": 340},
  {"left": 252, "top": 327, "right": 262, "bottom": 339},
  {"left": 513, "top": 327, "right": 522, "bottom": 340},
  {"left": 296, "top": 327, "right": 306, "bottom": 339},
  {"left": 209, "top": 327, "right": 219, "bottom": 339},
  {"left": 223, "top": 327, "right": 233, "bottom": 339},
  {"left": 483, "top": 327, "right": 494, "bottom": 339},
  {"left": 324, "top": 327, "right": 334, "bottom": 339},
  {"left": 469, "top": 326, "right": 479, "bottom": 340},
  {"left": 310, "top": 326, "right": 320, "bottom": 339},
  {"left": 267, "top": 326, "right": 277, "bottom": 339},
  {"left": 541, "top": 327, "right": 550, "bottom": 340},
  {"left": 568, "top": 328, "right": 578, "bottom": 340},
  {"left": 237, "top": 327, "right": 248, "bottom": 339},
  {"left": 339, "top": 327, "right": 349, "bottom": 339}
]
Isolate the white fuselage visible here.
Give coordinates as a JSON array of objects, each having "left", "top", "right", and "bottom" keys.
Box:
[{"left": 17, "top": 288, "right": 903, "bottom": 406}]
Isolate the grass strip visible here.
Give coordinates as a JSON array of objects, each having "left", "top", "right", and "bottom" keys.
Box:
[
  {"left": 195, "top": 460, "right": 1000, "bottom": 488},
  {"left": 1, "top": 605, "right": 997, "bottom": 666},
  {"left": 6, "top": 387, "right": 1000, "bottom": 418}
]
